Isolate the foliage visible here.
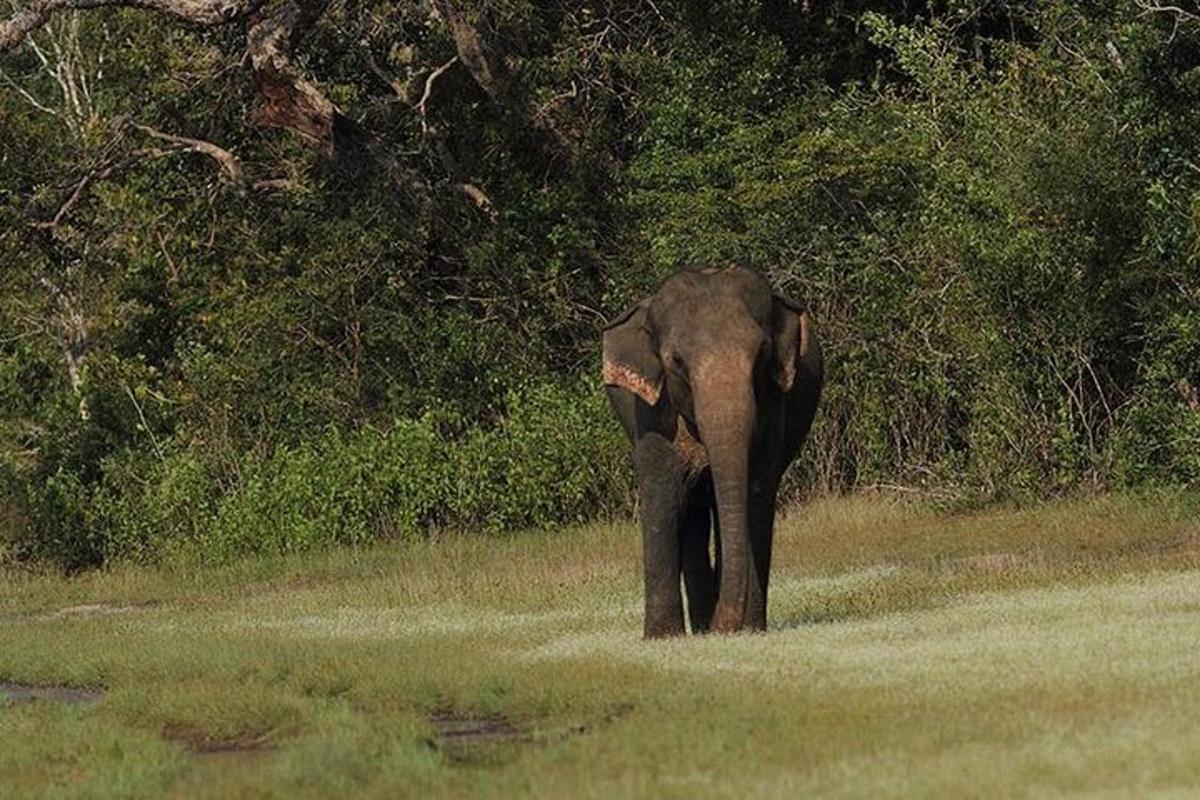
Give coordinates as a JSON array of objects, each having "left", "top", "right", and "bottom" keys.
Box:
[
  {"left": 3, "top": 382, "right": 630, "bottom": 565},
  {"left": 2, "top": 0, "right": 1199, "bottom": 567}
]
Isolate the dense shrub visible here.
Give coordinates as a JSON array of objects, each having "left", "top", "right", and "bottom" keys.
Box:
[
  {"left": 452, "top": 383, "right": 630, "bottom": 531},
  {"left": 627, "top": 6, "right": 1199, "bottom": 499},
  {"left": 1, "top": 382, "right": 631, "bottom": 566}
]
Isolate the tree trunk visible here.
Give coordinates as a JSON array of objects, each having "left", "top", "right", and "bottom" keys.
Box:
[{"left": 38, "top": 272, "right": 89, "bottom": 420}]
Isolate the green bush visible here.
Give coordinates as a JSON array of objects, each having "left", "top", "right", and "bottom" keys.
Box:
[
  {"left": 89, "top": 450, "right": 217, "bottom": 564},
  {"left": 1113, "top": 308, "right": 1200, "bottom": 486},
  {"left": 12, "top": 470, "right": 99, "bottom": 570},
  {"left": 451, "top": 382, "right": 630, "bottom": 531},
  {"left": 1, "top": 382, "right": 632, "bottom": 566},
  {"left": 200, "top": 420, "right": 449, "bottom": 561}
]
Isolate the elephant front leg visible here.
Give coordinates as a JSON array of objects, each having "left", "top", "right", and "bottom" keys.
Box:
[
  {"left": 680, "top": 480, "right": 716, "bottom": 634},
  {"left": 746, "top": 481, "right": 780, "bottom": 631},
  {"left": 634, "top": 437, "right": 688, "bottom": 639}
]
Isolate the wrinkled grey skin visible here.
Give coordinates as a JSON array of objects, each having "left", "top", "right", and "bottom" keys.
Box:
[{"left": 602, "top": 266, "right": 823, "bottom": 637}]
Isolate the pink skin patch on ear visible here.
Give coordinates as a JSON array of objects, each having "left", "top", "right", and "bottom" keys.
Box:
[{"left": 602, "top": 360, "right": 662, "bottom": 406}]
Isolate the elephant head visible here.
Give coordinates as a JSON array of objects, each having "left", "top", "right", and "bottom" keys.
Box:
[{"left": 602, "top": 266, "right": 818, "bottom": 633}]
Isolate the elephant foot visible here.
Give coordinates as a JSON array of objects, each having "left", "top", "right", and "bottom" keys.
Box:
[
  {"left": 709, "top": 603, "right": 767, "bottom": 634},
  {"left": 710, "top": 603, "right": 744, "bottom": 634},
  {"left": 743, "top": 603, "right": 768, "bottom": 633},
  {"left": 643, "top": 601, "right": 685, "bottom": 639},
  {"left": 643, "top": 619, "right": 686, "bottom": 639},
  {"left": 684, "top": 591, "right": 715, "bottom": 635}
]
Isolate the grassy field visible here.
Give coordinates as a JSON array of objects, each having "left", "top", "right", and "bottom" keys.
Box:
[{"left": 3, "top": 492, "right": 1200, "bottom": 799}]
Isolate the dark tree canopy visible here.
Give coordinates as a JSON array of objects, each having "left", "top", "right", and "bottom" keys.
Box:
[{"left": 2, "top": 1, "right": 1199, "bottom": 567}]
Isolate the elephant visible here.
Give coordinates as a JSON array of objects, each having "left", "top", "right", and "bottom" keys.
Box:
[{"left": 602, "top": 265, "right": 823, "bottom": 637}]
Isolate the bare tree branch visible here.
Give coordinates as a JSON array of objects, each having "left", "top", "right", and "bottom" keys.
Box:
[
  {"left": 1135, "top": 1, "right": 1200, "bottom": 40},
  {"left": 131, "top": 122, "right": 246, "bottom": 189},
  {"left": 1135, "top": 1, "right": 1200, "bottom": 22},
  {"left": 1, "top": 0, "right": 259, "bottom": 52},
  {"left": 0, "top": 65, "right": 59, "bottom": 114},
  {"left": 36, "top": 272, "right": 89, "bottom": 420},
  {"left": 451, "top": 181, "right": 497, "bottom": 220},
  {"left": 3, "top": 0, "right": 355, "bottom": 158},
  {"left": 415, "top": 54, "right": 457, "bottom": 136},
  {"left": 124, "top": 382, "right": 164, "bottom": 460},
  {"left": 363, "top": 48, "right": 413, "bottom": 105},
  {"left": 30, "top": 151, "right": 139, "bottom": 230},
  {"left": 369, "top": 46, "right": 497, "bottom": 221},
  {"left": 430, "top": 0, "right": 579, "bottom": 166},
  {"left": 31, "top": 125, "right": 247, "bottom": 232},
  {"left": 247, "top": 0, "right": 352, "bottom": 156},
  {"left": 430, "top": 0, "right": 509, "bottom": 102}
]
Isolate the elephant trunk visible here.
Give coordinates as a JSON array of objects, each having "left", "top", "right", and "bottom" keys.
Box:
[{"left": 694, "top": 354, "right": 759, "bottom": 633}]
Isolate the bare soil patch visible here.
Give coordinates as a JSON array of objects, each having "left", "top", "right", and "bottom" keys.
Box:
[
  {"left": 0, "top": 681, "right": 104, "bottom": 704},
  {"left": 429, "top": 710, "right": 526, "bottom": 765},
  {"left": 162, "top": 723, "right": 276, "bottom": 762},
  {"left": 428, "top": 703, "right": 633, "bottom": 766}
]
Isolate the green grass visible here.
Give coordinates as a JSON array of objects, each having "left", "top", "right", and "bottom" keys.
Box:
[{"left": 3, "top": 492, "right": 1200, "bottom": 798}]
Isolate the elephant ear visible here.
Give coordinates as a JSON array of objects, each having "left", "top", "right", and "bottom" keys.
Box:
[
  {"left": 771, "top": 294, "right": 814, "bottom": 393},
  {"left": 602, "top": 303, "right": 663, "bottom": 406}
]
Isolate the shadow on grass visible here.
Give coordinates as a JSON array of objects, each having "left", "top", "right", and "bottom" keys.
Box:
[{"left": 773, "top": 591, "right": 950, "bottom": 629}]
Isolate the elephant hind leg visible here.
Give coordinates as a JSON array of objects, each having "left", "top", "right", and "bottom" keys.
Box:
[{"left": 680, "top": 476, "right": 717, "bottom": 634}]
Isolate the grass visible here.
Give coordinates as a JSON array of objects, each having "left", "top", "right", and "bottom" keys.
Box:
[{"left": 2, "top": 491, "right": 1200, "bottom": 798}]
